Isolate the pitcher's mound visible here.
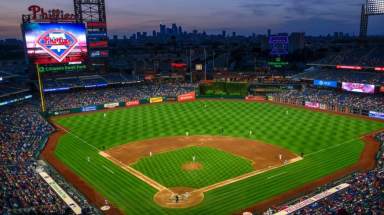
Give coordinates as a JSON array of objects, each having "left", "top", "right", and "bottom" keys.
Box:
[
  {"left": 182, "top": 162, "right": 202, "bottom": 171},
  {"left": 154, "top": 187, "right": 204, "bottom": 208}
]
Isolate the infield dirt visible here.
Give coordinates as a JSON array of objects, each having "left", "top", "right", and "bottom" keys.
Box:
[{"left": 104, "top": 135, "right": 298, "bottom": 170}]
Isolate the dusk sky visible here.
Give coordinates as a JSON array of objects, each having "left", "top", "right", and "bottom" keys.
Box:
[{"left": 1, "top": 0, "right": 384, "bottom": 39}]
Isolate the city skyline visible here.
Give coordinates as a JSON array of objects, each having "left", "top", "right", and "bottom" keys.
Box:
[{"left": 1, "top": 0, "right": 384, "bottom": 39}]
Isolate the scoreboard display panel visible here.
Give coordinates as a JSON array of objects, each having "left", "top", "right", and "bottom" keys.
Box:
[
  {"left": 367, "top": 0, "right": 384, "bottom": 15},
  {"left": 23, "top": 23, "right": 88, "bottom": 65}
]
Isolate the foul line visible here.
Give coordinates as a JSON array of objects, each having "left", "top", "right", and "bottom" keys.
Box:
[
  {"left": 197, "top": 157, "right": 302, "bottom": 193},
  {"left": 102, "top": 165, "right": 115, "bottom": 174},
  {"left": 55, "top": 124, "right": 101, "bottom": 153},
  {"left": 305, "top": 138, "right": 359, "bottom": 157},
  {"left": 100, "top": 152, "right": 168, "bottom": 191},
  {"left": 267, "top": 172, "right": 287, "bottom": 179}
]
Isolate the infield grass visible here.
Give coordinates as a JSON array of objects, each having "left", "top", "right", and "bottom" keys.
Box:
[
  {"left": 132, "top": 146, "right": 254, "bottom": 188},
  {"left": 53, "top": 100, "right": 384, "bottom": 214}
]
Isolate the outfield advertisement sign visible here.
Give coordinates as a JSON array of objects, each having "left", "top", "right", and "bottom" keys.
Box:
[
  {"left": 275, "top": 183, "right": 350, "bottom": 215},
  {"left": 126, "top": 100, "right": 140, "bottom": 107},
  {"left": 369, "top": 111, "right": 384, "bottom": 120},
  {"left": 314, "top": 80, "right": 337, "bottom": 88},
  {"left": 178, "top": 92, "right": 196, "bottom": 102},
  {"left": 150, "top": 97, "right": 163, "bottom": 104},
  {"left": 342, "top": 82, "right": 375, "bottom": 94},
  {"left": 245, "top": 95, "right": 266, "bottom": 101},
  {"left": 305, "top": 101, "right": 320, "bottom": 109},
  {"left": 104, "top": 102, "right": 119, "bottom": 109},
  {"left": 81, "top": 105, "right": 97, "bottom": 112}
]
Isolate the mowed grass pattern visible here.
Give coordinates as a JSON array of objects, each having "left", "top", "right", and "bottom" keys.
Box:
[
  {"left": 132, "top": 146, "right": 254, "bottom": 188},
  {"left": 53, "top": 101, "right": 384, "bottom": 214}
]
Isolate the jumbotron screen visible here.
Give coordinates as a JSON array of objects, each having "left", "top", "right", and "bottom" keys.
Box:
[
  {"left": 23, "top": 23, "right": 87, "bottom": 65},
  {"left": 342, "top": 82, "right": 375, "bottom": 94}
]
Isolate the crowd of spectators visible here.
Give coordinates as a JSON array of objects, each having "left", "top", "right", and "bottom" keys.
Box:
[
  {"left": 314, "top": 46, "right": 384, "bottom": 67},
  {"left": 43, "top": 73, "right": 142, "bottom": 90},
  {"left": 267, "top": 132, "right": 384, "bottom": 215},
  {"left": 294, "top": 69, "right": 384, "bottom": 85},
  {"left": 0, "top": 102, "right": 96, "bottom": 214},
  {"left": 272, "top": 88, "right": 384, "bottom": 112},
  {"left": 45, "top": 83, "right": 197, "bottom": 111}
]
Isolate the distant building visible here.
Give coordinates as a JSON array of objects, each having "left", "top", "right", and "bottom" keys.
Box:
[
  {"left": 289, "top": 32, "right": 305, "bottom": 53},
  {"left": 178, "top": 26, "right": 183, "bottom": 35},
  {"left": 160, "top": 24, "right": 166, "bottom": 35},
  {"left": 172, "top": 23, "right": 178, "bottom": 34}
]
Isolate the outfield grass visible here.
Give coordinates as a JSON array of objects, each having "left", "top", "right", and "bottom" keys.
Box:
[
  {"left": 132, "top": 146, "right": 254, "bottom": 188},
  {"left": 53, "top": 100, "right": 384, "bottom": 214}
]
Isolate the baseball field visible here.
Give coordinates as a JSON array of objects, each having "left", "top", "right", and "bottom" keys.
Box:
[{"left": 46, "top": 100, "right": 384, "bottom": 214}]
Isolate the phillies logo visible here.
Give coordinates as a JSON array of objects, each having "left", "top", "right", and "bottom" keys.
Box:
[{"left": 37, "top": 30, "right": 78, "bottom": 62}]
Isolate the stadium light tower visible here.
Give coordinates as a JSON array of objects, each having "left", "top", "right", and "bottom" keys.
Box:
[
  {"left": 360, "top": 0, "right": 384, "bottom": 38},
  {"left": 74, "top": 0, "right": 109, "bottom": 72}
]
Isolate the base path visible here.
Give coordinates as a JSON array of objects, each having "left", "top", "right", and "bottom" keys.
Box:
[
  {"left": 102, "top": 136, "right": 302, "bottom": 208},
  {"left": 104, "top": 136, "right": 299, "bottom": 170}
]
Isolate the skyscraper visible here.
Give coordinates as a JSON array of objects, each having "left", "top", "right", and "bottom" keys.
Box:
[
  {"left": 160, "top": 24, "right": 166, "bottom": 35},
  {"left": 289, "top": 32, "right": 305, "bottom": 53}
]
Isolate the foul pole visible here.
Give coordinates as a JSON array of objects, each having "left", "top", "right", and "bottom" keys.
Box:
[{"left": 36, "top": 64, "right": 46, "bottom": 112}]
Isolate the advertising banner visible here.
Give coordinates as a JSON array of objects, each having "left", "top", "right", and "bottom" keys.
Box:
[
  {"left": 166, "top": 97, "right": 177, "bottom": 102},
  {"left": 245, "top": 95, "right": 266, "bottom": 101},
  {"left": 313, "top": 80, "right": 337, "bottom": 88},
  {"left": 38, "top": 64, "right": 86, "bottom": 73},
  {"left": 178, "top": 92, "right": 196, "bottom": 102},
  {"left": 104, "top": 103, "right": 119, "bottom": 109},
  {"left": 53, "top": 110, "right": 71, "bottom": 116},
  {"left": 319, "top": 103, "right": 327, "bottom": 110},
  {"left": 342, "top": 82, "right": 375, "bottom": 94},
  {"left": 89, "top": 41, "right": 108, "bottom": 48},
  {"left": 150, "top": 97, "right": 163, "bottom": 104},
  {"left": 81, "top": 105, "right": 97, "bottom": 112},
  {"left": 305, "top": 101, "right": 320, "bottom": 109},
  {"left": 90, "top": 50, "right": 109, "bottom": 58},
  {"left": 23, "top": 23, "right": 87, "bottom": 65},
  {"left": 369, "top": 111, "right": 384, "bottom": 120},
  {"left": 126, "top": 100, "right": 140, "bottom": 107}
]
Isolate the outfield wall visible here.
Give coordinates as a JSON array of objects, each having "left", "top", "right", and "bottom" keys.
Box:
[
  {"left": 45, "top": 92, "right": 383, "bottom": 122},
  {"left": 46, "top": 92, "right": 197, "bottom": 117}
]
